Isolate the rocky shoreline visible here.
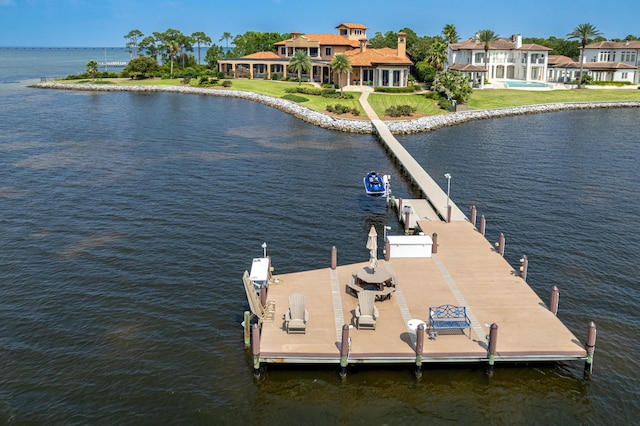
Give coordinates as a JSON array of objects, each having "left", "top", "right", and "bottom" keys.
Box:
[{"left": 32, "top": 82, "right": 640, "bottom": 135}]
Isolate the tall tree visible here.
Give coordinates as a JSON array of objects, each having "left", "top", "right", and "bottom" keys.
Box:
[
  {"left": 191, "top": 31, "right": 212, "bottom": 64},
  {"left": 204, "top": 44, "right": 225, "bottom": 68},
  {"left": 428, "top": 39, "right": 448, "bottom": 74},
  {"left": 475, "top": 30, "right": 499, "bottom": 72},
  {"left": 567, "top": 23, "right": 603, "bottom": 88},
  {"left": 288, "top": 49, "right": 311, "bottom": 85},
  {"left": 220, "top": 32, "right": 232, "bottom": 56},
  {"left": 168, "top": 41, "right": 180, "bottom": 76},
  {"left": 139, "top": 36, "right": 159, "bottom": 61},
  {"left": 85, "top": 60, "right": 99, "bottom": 80},
  {"left": 329, "top": 54, "right": 352, "bottom": 96},
  {"left": 124, "top": 29, "right": 143, "bottom": 59},
  {"left": 442, "top": 24, "right": 459, "bottom": 44}
]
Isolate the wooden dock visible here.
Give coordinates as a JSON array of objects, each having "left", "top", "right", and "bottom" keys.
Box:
[
  {"left": 251, "top": 218, "right": 586, "bottom": 366},
  {"left": 242, "top": 90, "right": 591, "bottom": 373}
]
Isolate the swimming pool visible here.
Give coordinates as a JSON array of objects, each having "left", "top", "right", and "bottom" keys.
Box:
[{"left": 501, "top": 80, "right": 550, "bottom": 88}]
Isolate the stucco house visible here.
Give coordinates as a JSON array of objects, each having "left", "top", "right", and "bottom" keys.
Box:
[
  {"left": 562, "top": 40, "right": 639, "bottom": 84},
  {"left": 446, "top": 35, "right": 551, "bottom": 88},
  {"left": 217, "top": 23, "right": 412, "bottom": 87}
]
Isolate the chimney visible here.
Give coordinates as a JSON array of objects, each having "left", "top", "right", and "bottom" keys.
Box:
[
  {"left": 397, "top": 32, "right": 407, "bottom": 58},
  {"left": 515, "top": 34, "right": 522, "bottom": 49},
  {"left": 291, "top": 32, "right": 300, "bottom": 40},
  {"left": 360, "top": 39, "right": 367, "bottom": 53}
]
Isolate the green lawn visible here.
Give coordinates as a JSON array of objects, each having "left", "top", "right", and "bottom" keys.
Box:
[
  {"left": 368, "top": 92, "right": 445, "bottom": 117},
  {"left": 57, "top": 77, "right": 640, "bottom": 117},
  {"left": 467, "top": 88, "right": 640, "bottom": 109}
]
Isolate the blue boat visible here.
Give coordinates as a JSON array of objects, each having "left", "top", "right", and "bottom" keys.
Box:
[{"left": 364, "top": 171, "right": 386, "bottom": 196}]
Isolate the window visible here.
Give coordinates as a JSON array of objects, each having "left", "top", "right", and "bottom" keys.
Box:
[
  {"left": 622, "top": 72, "right": 628, "bottom": 79},
  {"left": 340, "top": 29, "right": 348, "bottom": 36},
  {"left": 325, "top": 47, "right": 332, "bottom": 57},
  {"left": 599, "top": 51, "right": 614, "bottom": 62},
  {"left": 309, "top": 48, "right": 319, "bottom": 57},
  {"left": 354, "top": 29, "right": 363, "bottom": 35},
  {"left": 280, "top": 47, "right": 286, "bottom": 56}
]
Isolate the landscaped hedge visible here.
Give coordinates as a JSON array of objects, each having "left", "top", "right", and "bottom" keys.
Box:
[
  {"left": 374, "top": 86, "right": 418, "bottom": 93},
  {"left": 284, "top": 86, "right": 354, "bottom": 99}
]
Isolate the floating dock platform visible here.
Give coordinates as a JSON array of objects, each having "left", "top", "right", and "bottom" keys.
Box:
[{"left": 245, "top": 214, "right": 587, "bottom": 368}]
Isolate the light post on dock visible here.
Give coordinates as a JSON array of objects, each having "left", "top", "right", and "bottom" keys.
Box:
[
  {"left": 444, "top": 173, "right": 451, "bottom": 222},
  {"left": 262, "top": 242, "right": 267, "bottom": 258}
]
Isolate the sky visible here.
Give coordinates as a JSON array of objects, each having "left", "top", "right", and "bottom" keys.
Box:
[{"left": 1, "top": 0, "right": 638, "bottom": 47}]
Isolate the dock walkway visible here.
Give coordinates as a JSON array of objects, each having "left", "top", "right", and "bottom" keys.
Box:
[{"left": 358, "top": 89, "right": 466, "bottom": 222}]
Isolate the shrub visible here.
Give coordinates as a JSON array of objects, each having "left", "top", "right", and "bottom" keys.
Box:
[
  {"left": 326, "top": 104, "right": 357, "bottom": 115},
  {"left": 424, "top": 91, "right": 439, "bottom": 100},
  {"left": 385, "top": 105, "right": 417, "bottom": 117},
  {"left": 438, "top": 97, "right": 453, "bottom": 111},
  {"left": 222, "top": 80, "right": 232, "bottom": 87}
]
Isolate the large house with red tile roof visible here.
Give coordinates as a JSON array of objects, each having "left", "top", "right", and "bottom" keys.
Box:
[
  {"left": 547, "top": 40, "right": 639, "bottom": 84},
  {"left": 446, "top": 34, "right": 552, "bottom": 88},
  {"left": 217, "top": 23, "right": 412, "bottom": 87}
]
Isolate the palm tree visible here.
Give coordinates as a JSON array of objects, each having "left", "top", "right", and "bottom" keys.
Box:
[
  {"left": 567, "top": 23, "right": 603, "bottom": 88},
  {"left": 442, "top": 24, "right": 459, "bottom": 44},
  {"left": 288, "top": 49, "right": 311, "bottom": 85},
  {"left": 329, "top": 54, "right": 352, "bottom": 96},
  {"left": 86, "top": 60, "right": 99, "bottom": 80},
  {"left": 428, "top": 40, "right": 448, "bottom": 74},
  {"left": 475, "top": 30, "right": 499, "bottom": 79},
  {"left": 220, "top": 32, "right": 232, "bottom": 56},
  {"left": 168, "top": 42, "right": 181, "bottom": 76}
]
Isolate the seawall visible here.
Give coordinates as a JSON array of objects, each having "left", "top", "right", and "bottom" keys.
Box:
[{"left": 32, "top": 82, "right": 640, "bottom": 135}]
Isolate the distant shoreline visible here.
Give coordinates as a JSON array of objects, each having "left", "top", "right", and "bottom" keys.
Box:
[{"left": 32, "top": 82, "right": 640, "bottom": 135}]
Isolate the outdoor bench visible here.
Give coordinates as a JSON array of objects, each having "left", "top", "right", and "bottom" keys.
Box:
[{"left": 428, "top": 304, "right": 471, "bottom": 339}]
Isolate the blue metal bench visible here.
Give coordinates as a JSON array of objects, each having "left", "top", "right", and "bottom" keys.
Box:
[{"left": 428, "top": 304, "right": 471, "bottom": 339}]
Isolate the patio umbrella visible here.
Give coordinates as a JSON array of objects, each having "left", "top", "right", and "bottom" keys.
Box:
[{"left": 366, "top": 225, "right": 378, "bottom": 270}]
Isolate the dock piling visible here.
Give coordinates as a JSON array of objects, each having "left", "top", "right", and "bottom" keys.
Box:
[
  {"left": 447, "top": 205, "right": 452, "bottom": 223},
  {"left": 431, "top": 233, "right": 438, "bottom": 254},
  {"left": 487, "top": 323, "right": 498, "bottom": 376},
  {"left": 471, "top": 205, "right": 477, "bottom": 227},
  {"left": 331, "top": 246, "right": 337, "bottom": 270},
  {"left": 519, "top": 255, "right": 528, "bottom": 280},
  {"left": 339, "top": 324, "right": 350, "bottom": 378},
  {"left": 584, "top": 321, "right": 597, "bottom": 378},
  {"left": 384, "top": 239, "right": 390, "bottom": 261},
  {"left": 549, "top": 286, "right": 559, "bottom": 315},
  {"left": 479, "top": 215, "right": 486, "bottom": 236},
  {"left": 415, "top": 323, "right": 425, "bottom": 378},
  {"left": 252, "top": 323, "right": 261, "bottom": 378},
  {"left": 497, "top": 233, "right": 505, "bottom": 256},
  {"left": 243, "top": 311, "right": 251, "bottom": 348}
]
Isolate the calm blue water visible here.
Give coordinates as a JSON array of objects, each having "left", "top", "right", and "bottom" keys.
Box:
[{"left": 1, "top": 48, "right": 638, "bottom": 424}]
